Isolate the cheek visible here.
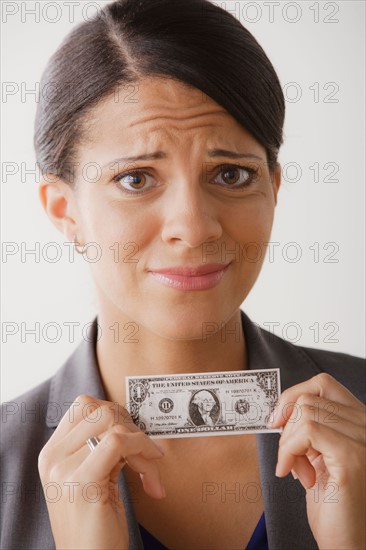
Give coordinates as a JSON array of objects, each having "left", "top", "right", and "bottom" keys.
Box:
[
  {"left": 219, "top": 197, "right": 275, "bottom": 295},
  {"left": 84, "top": 195, "right": 157, "bottom": 256},
  {"left": 83, "top": 200, "right": 160, "bottom": 298},
  {"left": 224, "top": 197, "right": 275, "bottom": 249}
]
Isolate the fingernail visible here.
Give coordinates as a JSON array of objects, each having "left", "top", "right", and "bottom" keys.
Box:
[
  {"left": 160, "top": 484, "right": 166, "bottom": 498},
  {"left": 266, "top": 417, "right": 273, "bottom": 428},
  {"left": 275, "top": 462, "right": 282, "bottom": 477},
  {"left": 155, "top": 443, "right": 165, "bottom": 455},
  {"left": 267, "top": 407, "right": 278, "bottom": 428},
  {"left": 272, "top": 403, "right": 281, "bottom": 423},
  {"left": 291, "top": 469, "right": 298, "bottom": 480}
]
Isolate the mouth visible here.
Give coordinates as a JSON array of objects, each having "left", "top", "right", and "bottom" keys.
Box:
[{"left": 147, "top": 262, "right": 231, "bottom": 291}]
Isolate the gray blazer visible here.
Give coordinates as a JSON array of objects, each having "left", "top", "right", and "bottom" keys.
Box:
[{"left": 1, "top": 310, "right": 365, "bottom": 550}]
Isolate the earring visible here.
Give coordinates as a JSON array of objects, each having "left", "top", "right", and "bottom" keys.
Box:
[{"left": 73, "top": 235, "right": 85, "bottom": 255}]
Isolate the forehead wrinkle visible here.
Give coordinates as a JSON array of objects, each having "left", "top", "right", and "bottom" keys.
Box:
[
  {"left": 127, "top": 109, "right": 230, "bottom": 129},
  {"left": 145, "top": 123, "right": 221, "bottom": 135},
  {"left": 129, "top": 122, "right": 228, "bottom": 155}
]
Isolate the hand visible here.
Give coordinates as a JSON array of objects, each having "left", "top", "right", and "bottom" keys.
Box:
[
  {"left": 269, "top": 373, "right": 366, "bottom": 550},
  {"left": 38, "top": 394, "right": 166, "bottom": 550}
]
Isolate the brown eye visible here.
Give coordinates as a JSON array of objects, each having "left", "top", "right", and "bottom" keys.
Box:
[
  {"left": 121, "top": 172, "right": 146, "bottom": 189},
  {"left": 222, "top": 167, "right": 240, "bottom": 186},
  {"left": 213, "top": 164, "right": 256, "bottom": 189},
  {"left": 113, "top": 170, "right": 156, "bottom": 194}
]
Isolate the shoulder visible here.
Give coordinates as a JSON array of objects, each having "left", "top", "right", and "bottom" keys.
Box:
[
  {"left": 1, "top": 375, "right": 52, "bottom": 432},
  {"left": 271, "top": 329, "right": 366, "bottom": 403},
  {"left": 1, "top": 376, "right": 54, "bottom": 468},
  {"left": 0, "top": 378, "right": 57, "bottom": 548},
  {"left": 1, "top": 319, "right": 104, "bottom": 479},
  {"left": 295, "top": 343, "right": 365, "bottom": 400},
  {"left": 296, "top": 342, "right": 365, "bottom": 371},
  {"left": 243, "top": 309, "right": 366, "bottom": 404}
]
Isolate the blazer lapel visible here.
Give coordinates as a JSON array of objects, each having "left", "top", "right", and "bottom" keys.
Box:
[{"left": 240, "top": 310, "right": 319, "bottom": 549}]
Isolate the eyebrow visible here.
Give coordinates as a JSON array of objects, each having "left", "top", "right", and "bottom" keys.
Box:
[{"left": 103, "top": 149, "right": 263, "bottom": 169}]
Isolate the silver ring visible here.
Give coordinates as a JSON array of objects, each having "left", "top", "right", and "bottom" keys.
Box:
[{"left": 86, "top": 436, "right": 100, "bottom": 452}]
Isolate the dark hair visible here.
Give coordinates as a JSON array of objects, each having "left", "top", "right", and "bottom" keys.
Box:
[{"left": 34, "top": 0, "right": 285, "bottom": 186}]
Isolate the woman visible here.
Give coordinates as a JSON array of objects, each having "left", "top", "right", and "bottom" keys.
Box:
[{"left": 1, "top": 0, "right": 365, "bottom": 548}]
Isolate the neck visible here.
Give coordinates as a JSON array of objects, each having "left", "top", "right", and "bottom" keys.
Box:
[{"left": 95, "top": 303, "right": 247, "bottom": 409}]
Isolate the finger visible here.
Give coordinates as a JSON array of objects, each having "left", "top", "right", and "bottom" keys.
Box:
[
  {"left": 291, "top": 448, "right": 329, "bottom": 488},
  {"left": 269, "top": 393, "right": 365, "bottom": 429},
  {"left": 110, "top": 458, "right": 128, "bottom": 484},
  {"left": 279, "top": 402, "right": 365, "bottom": 486},
  {"left": 54, "top": 402, "right": 141, "bottom": 457},
  {"left": 53, "top": 396, "right": 137, "bottom": 444},
  {"left": 270, "top": 373, "right": 363, "bottom": 427},
  {"left": 53, "top": 435, "right": 122, "bottom": 479},
  {"left": 276, "top": 421, "right": 361, "bottom": 486},
  {"left": 291, "top": 455, "right": 316, "bottom": 488},
  {"left": 76, "top": 430, "right": 165, "bottom": 499},
  {"left": 67, "top": 438, "right": 165, "bottom": 498},
  {"left": 121, "top": 452, "right": 166, "bottom": 498},
  {"left": 45, "top": 394, "right": 103, "bottom": 445},
  {"left": 280, "top": 402, "right": 366, "bottom": 445},
  {"left": 67, "top": 428, "right": 164, "bottom": 471}
]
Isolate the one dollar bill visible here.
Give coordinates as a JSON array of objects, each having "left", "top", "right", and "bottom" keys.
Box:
[{"left": 125, "top": 368, "right": 281, "bottom": 439}]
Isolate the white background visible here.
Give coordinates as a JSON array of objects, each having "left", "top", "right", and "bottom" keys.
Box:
[{"left": 1, "top": 1, "right": 365, "bottom": 403}]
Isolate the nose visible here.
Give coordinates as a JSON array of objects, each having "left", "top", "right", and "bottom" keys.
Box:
[{"left": 160, "top": 183, "right": 222, "bottom": 248}]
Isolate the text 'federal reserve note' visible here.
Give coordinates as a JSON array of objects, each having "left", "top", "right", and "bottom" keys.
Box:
[{"left": 125, "top": 368, "right": 281, "bottom": 439}]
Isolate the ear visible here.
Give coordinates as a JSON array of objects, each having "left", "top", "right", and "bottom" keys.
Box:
[
  {"left": 271, "top": 162, "right": 281, "bottom": 206},
  {"left": 38, "top": 175, "right": 81, "bottom": 243}
]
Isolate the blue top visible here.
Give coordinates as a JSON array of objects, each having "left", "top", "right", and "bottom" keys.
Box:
[{"left": 138, "top": 511, "right": 268, "bottom": 549}]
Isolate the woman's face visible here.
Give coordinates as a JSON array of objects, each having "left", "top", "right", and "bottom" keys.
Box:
[{"left": 66, "top": 76, "right": 281, "bottom": 339}]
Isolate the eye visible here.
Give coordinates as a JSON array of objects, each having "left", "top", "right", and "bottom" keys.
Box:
[
  {"left": 112, "top": 163, "right": 259, "bottom": 195},
  {"left": 212, "top": 164, "right": 258, "bottom": 189},
  {"left": 113, "top": 170, "right": 154, "bottom": 194}
]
